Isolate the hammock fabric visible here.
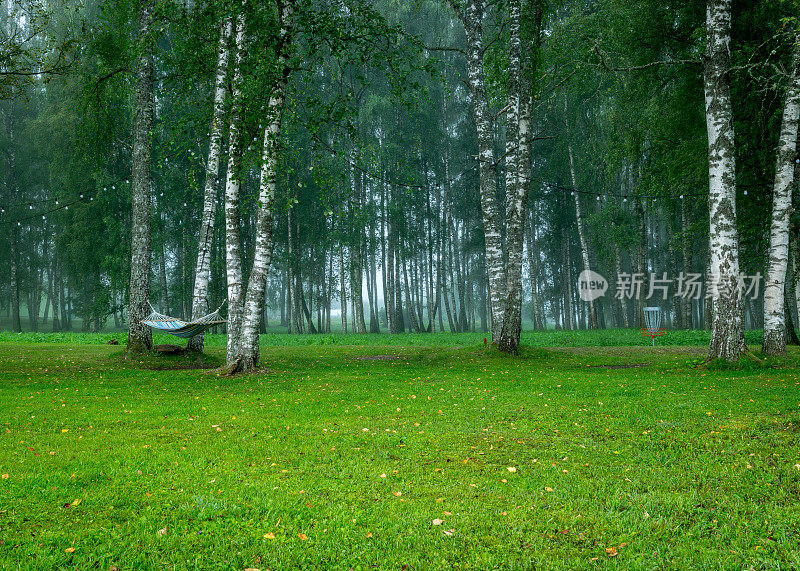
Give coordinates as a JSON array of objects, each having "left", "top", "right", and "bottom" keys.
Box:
[{"left": 141, "top": 301, "right": 226, "bottom": 339}]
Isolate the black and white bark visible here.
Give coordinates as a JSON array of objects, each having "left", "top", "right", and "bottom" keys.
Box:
[
  {"left": 229, "top": 1, "right": 295, "bottom": 372},
  {"left": 449, "top": 0, "right": 505, "bottom": 342},
  {"left": 568, "top": 139, "right": 597, "bottom": 329},
  {"left": 224, "top": 9, "right": 247, "bottom": 365},
  {"left": 705, "top": 0, "right": 745, "bottom": 361},
  {"left": 497, "top": 0, "right": 529, "bottom": 352},
  {"left": 127, "top": 0, "right": 155, "bottom": 353},
  {"left": 189, "top": 18, "right": 232, "bottom": 352},
  {"left": 762, "top": 33, "right": 800, "bottom": 356}
]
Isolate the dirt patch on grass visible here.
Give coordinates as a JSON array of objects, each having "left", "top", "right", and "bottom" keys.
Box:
[
  {"left": 587, "top": 363, "right": 650, "bottom": 370},
  {"left": 551, "top": 346, "right": 706, "bottom": 356},
  {"left": 148, "top": 361, "right": 219, "bottom": 371}
]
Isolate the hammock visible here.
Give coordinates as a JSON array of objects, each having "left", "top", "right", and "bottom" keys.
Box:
[{"left": 141, "top": 300, "right": 227, "bottom": 339}]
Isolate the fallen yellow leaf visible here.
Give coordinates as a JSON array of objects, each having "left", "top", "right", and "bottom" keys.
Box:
[
  {"left": 1, "top": 474, "right": 8, "bottom": 480},
  {"left": 432, "top": 518, "right": 444, "bottom": 526},
  {"left": 545, "top": 487, "right": 553, "bottom": 492},
  {"left": 605, "top": 546, "right": 618, "bottom": 557},
  {"left": 263, "top": 532, "right": 275, "bottom": 539},
  {"left": 65, "top": 547, "right": 75, "bottom": 554},
  {"left": 366, "top": 532, "right": 373, "bottom": 538},
  {"left": 507, "top": 466, "right": 517, "bottom": 473},
  {"left": 71, "top": 499, "right": 81, "bottom": 506},
  {"left": 392, "top": 491, "right": 402, "bottom": 497},
  {"left": 298, "top": 533, "right": 308, "bottom": 540}
]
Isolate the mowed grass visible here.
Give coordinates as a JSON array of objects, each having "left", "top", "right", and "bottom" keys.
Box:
[{"left": 0, "top": 335, "right": 798, "bottom": 569}]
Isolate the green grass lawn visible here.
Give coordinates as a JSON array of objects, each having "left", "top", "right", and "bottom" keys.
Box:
[{"left": 0, "top": 333, "right": 798, "bottom": 569}]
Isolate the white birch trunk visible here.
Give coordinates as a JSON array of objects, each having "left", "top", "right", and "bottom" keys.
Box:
[
  {"left": 568, "top": 140, "right": 598, "bottom": 329},
  {"left": 762, "top": 34, "right": 800, "bottom": 356},
  {"left": 189, "top": 18, "right": 232, "bottom": 352},
  {"left": 449, "top": 0, "right": 505, "bottom": 343},
  {"left": 705, "top": 0, "right": 745, "bottom": 361},
  {"left": 224, "top": 10, "right": 247, "bottom": 365},
  {"left": 127, "top": 0, "right": 155, "bottom": 353},
  {"left": 231, "top": 1, "right": 295, "bottom": 372},
  {"left": 498, "top": 0, "right": 527, "bottom": 353}
]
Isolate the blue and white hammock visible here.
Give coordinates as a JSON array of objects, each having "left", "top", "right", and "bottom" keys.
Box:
[{"left": 141, "top": 301, "right": 226, "bottom": 339}]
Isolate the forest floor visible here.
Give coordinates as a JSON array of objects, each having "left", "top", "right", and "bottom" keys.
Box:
[{"left": 0, "top": 333, "right": 798, "bottom": 569}]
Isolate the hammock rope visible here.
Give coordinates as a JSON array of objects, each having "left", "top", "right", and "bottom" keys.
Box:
[{"left": 141, "top": 299, "right": 227, "bottom": 339}]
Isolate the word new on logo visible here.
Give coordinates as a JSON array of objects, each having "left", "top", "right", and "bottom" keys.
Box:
[{"left": 578, "top": 270, "right": 608, "bottom": 302}]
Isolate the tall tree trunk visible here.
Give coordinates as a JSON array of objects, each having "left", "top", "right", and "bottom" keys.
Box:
[
  {"left": 705, "top": 0, "right": 745, "bottom": 362},
  {"left": 497, "top": 0, "right": 524, "bottom": 352},
  {"left": 450, "top": 0, "right": 505, "bottom": 342},
  {"left": 635, "top": 195, "right": 646, "bottom": 327},
  {"left": 562, "top": 228, "right": 575, "bottom": 329},
  {"left": 224, "top": 10, "right": 247, "bottom": 364},
  {"left": 339, "top": 243, "right": 348, "bottom": 333},
  {"left": 762, "top": 34, "right": 800, "bottom": 356},
  {"left": 526, "top": 210, "right": 542, "bottom": 330},
  {"left": 10, "top": 225, "right": 21, "bottom": 332},
  {"left": 189, "top": 18, "right": 232, "bottom": 352},
  {"left": 51, "top": 261, "right": 61, "bottom": 332},
  {"left": 127, "top": 0, "right": 155, "bottom": 353},
  {"left": 614, "top": 246, "right": 630, "bottom": 328},
  {"left": 232, "top": 2, "right": 292, "bottom": 373},
  {"left": 567, "top": 139, "right": 597, "bottom": 329},
  {"left": 681, "top": 198, "right": 693, "bottom": 329},
  {"left": 159, "top": 240, "right": 169, "bottom": 314}
]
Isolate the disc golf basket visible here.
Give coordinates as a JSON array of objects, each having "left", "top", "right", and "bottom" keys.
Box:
[{"left": 641, "top": 307, "right": 665, "bottom": 346}]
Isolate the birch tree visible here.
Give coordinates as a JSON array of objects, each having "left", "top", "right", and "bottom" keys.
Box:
[
  {"left": 448, "top": 0, "right": 505, "bottom": 343},
  {"left": 497, "top": 0, "right": 526, "bottom": 352},
  {"left": 188, "top": 18, "right": 232, "bottom": 353},
  {"left": 705, "top": 0, "right": 745, "bottom": 362},
  {"left": 568, "top": 139, "right": 598, "bottom": 329},
  {"left": 127, "top": 0, "right": 155, "bottom": 353},
  {"left": 762, "top": 31, "right": 800, "bottom": 356},
  {"left": 224, "top": 9, "right": 247, "bottom": 364},
  {"left": 228, "top": 0, "right": 295, "bottom": 373}
]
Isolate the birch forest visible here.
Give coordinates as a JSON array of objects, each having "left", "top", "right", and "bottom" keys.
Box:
[{"left": 2, "top": 0, "right": 800, "bottom": 366}]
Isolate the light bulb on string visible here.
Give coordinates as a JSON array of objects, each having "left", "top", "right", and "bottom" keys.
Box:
[
  {"left": 55, "top": 200, "right": 59, "bottom": 205},
  {"left": 596, "top": 195, "right": 600, "bottom": 200},
  {"left": 743, "top": 190, "right": 748, "bottom": 195},
  {"left": 29, "top": 204, "right": 33, "bottom": 210},
  {"left": 80, "top": 194, "right": 83, "bottom": 199},
  {"left": 680, "top": 194, "right": 684, "bottom": 199}
]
